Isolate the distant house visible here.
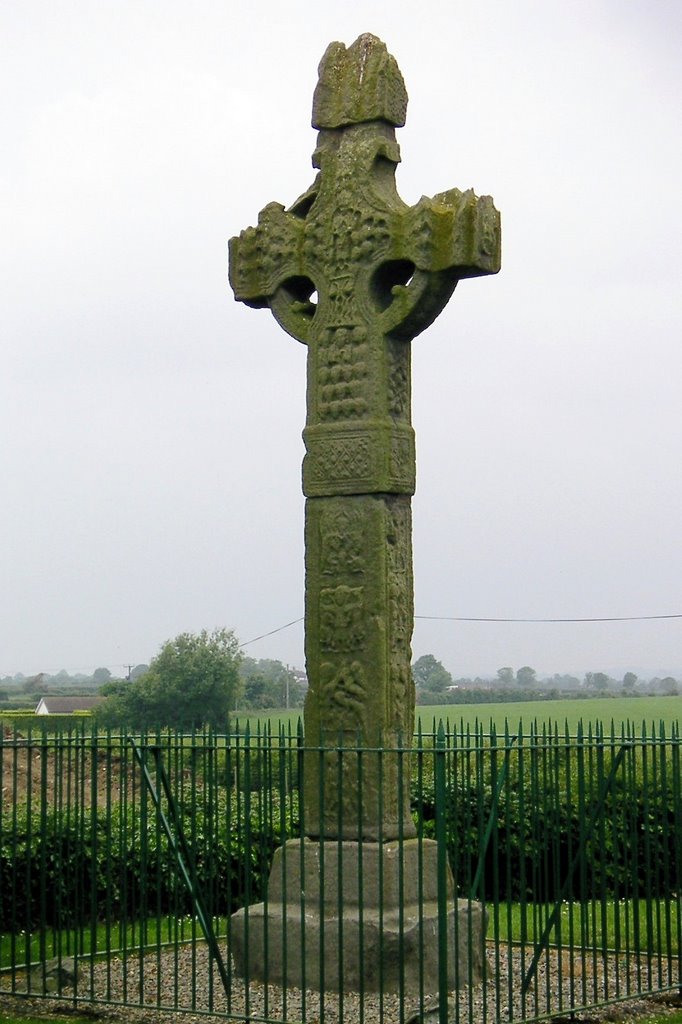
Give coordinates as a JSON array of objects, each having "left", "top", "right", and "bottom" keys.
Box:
[{"left": 35, "top": 695, "right": 104, "bottom": 715}]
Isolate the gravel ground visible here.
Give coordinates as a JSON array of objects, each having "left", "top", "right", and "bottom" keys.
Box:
[{"left": 2, "top": 943, "right": 681, "bottom": 1024}]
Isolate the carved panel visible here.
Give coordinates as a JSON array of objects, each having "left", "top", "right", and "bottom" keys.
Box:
[
  {"left": 389, "top": 662, "right": 415, "bottom": 738},
  {"left": 327, "top": 273, "right": 356, "bottom": 323},
  {"left": 319, "top": 585, "right": 365, "bottom": 652},
  {"left": 387, "top": 340, "right": 409, "bottom": 419},
  {"left": 386, "top": 500, "right": 411, "bottom": 575},
  {"left": 386, "top": 499, "right": 414, "bottom": 735},
  {"left": 350, "top": 212, "right": 390, "bottom": 264},
  {"left": 320, "top": 507, "right": 365, "bottom": 576},
  {"left": 319, "top": 659, "right": 367, "bottom": 731},
  {"left": 389, "top": 434, "right": 413, "bottom": 484},
  {"left": 306, "top": 435, "right": 372, "bottom": 486},
  {"left": 389, "top": 575, "right": 411, "bottom": 652},
  {"left": 316, "top": 325, "right": 369, "bottom": 422}
]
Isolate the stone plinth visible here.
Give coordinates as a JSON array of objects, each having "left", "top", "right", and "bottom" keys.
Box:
[{"left": 230, "top": 838, "right": 487, "bottom": 994}]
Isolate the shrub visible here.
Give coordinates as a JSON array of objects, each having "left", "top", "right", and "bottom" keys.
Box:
[{"left": 0, "top": 795, "right": 300, "bottom": 932}]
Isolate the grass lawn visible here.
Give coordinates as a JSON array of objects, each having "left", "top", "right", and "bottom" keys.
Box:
[
  {"left": 492, "top": 898, "right": 680, "bottom": 954},
  {"left": 0, "top": 915, "right": 227, "bottom": 971},
  {"left": 5, "top": 898, "right": 674, "bottom": 971},
  {"left": 0, "top": 1017, "right": 93, "bottom": 1024},
  {"left": 2, "top": 1011, "right": 681, "bottom": 1024}
]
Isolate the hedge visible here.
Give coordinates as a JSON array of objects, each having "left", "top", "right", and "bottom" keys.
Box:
[
  {"left": 0, "top": 712, "right": 93, "bottom": 733},
  {"left": 2, "top": 777, "right": 679, "bottom": 931},
  {"left": 0, "top": 795, "right": 299, "bottom": 932},
  {"left": 416, "top": 777, "right": 680, "bottom": 901}
]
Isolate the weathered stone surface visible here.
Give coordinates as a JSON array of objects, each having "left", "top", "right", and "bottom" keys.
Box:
[
  {"left": 229, "top": 33, "right": 500, "bottom": 842},
  {"left": 267, "top": 838, "right": 451, "bottom": 906},
  {"left": 30, "top": 956, "right": 82, "bottom": 993},
  {"left": 312, "top": 34, "right": 408, "bottom": 129},
  {"left": 230, "top": 839, "right": 488, "bottom": 994},
  {"left": 304, "top": 493, "right": 415, "bottom": 839},
  {"left": 229, "top": 33, "right": 499, "bottom": 995}
]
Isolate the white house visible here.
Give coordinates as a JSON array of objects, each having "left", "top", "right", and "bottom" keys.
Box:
[{"left": 35, "top": 695, "right": 104, "bottom": 715}]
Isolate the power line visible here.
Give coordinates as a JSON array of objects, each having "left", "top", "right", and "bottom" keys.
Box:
[
  {"left": 238, "top": 618, "right": 304, "bottom": 648},
  {"left": 415, "top": 613, "right": 682, "bottom": 623},
  {"left": 9, "top": 611, "right": 679, "bottom": 674},
  {"left": 237, "top": 611, "right": 682, "bottom": 650}
]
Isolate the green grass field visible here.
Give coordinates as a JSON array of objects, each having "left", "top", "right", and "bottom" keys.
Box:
[{"left": 231, "top": 695, "right": 682, "bottom": 738}]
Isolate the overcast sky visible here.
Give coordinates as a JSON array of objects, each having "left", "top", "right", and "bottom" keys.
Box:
[{"left": 2, "top": 1, "right": 681, "bottom": 680}]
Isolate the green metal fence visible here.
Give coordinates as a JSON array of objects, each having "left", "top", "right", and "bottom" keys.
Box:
[{"left": 1, "top": 720, "right": 681, "bottom": 1023}]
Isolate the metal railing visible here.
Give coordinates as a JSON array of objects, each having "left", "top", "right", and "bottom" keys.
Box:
[{"left": 1, "top": 719, "right": 680, "bottom": 1022}]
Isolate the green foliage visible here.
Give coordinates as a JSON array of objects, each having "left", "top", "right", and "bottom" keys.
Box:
[
  {"left": 515, "top": 665, "right": 537, "bottom": 687},
  {"left": 22, "top": 674, "right": 49, "bottom": 694},
  {"left": 586, "top": 671, "right": 611, "bottom": 691},
  {"left": 238, "top": 658, "right": 304, "bottom": 710},
  {"left": 413, "top": 739, "right": 681, "bottom": 903},
  {"left": 0, "top": 712, "right": 94, "bottom": 732},
  {"left": 416, "top": 686, "right": 557, "bottom": 706},
  {"left": 412, "top": 654, "right": 453, "bottom": 696},
  {"left": 0, "top": 793, "right": 300, "bottom": 933},
  {"left": 97, "top": 628, "right": 242, "bottom": 730}
]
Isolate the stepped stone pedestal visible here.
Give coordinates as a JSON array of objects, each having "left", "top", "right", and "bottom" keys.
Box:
[{"left": 230, "top": 839, "right": 487, "bottom": 994}]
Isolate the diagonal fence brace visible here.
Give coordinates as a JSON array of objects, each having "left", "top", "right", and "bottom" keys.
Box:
[
  {"left": 470, "top": 733, "right": 519, "bottom": 901},
  {"left": 129, "top": 738, "right": 231, "bottom": 998},
  {"left": 521, "top": 741, "right": 632, "bottom": 996}
]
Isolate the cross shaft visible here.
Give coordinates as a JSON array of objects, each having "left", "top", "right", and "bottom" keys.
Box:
[{"left": 230, "top": 33, "right": 500, "bottom": 839}]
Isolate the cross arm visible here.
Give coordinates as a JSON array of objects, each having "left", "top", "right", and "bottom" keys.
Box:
[
  {"left": 407, "top": 188, "right": 501, "bottom": 277},
  {"left": 378, "top": 188, "right": 500, "bottom": 341},
  {"left": 229, "top": 201, "right": 312, "bottom": 343}
]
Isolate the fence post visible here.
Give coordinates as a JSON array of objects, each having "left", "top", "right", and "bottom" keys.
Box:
[{"left": 434, "top": 720, "right": 449, "bottom": 1023}]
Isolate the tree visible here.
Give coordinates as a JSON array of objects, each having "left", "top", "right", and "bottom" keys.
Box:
[
  {"left": 22, "top": 673, "right": 49, "bottom": 694},
  {"left": 92, "top": 667, "right": 112, "bottom": 685},
  {"left": 98, "top": 628, "right": 242, "bottom": 730},
  {"left": 585, "top": 671, "right": 609, "bottom": 691},
  {"left": 496, "top": 667, "right": 515, "bottom": 686},
  {"left": 515, "top": 666, "right": 537, "bottom": 688},
  {"left": 239, "top": 658, "right": 304, "bottom": 709},
  {"left": 100, "top": 678, "right": 129, "bottom": 699},
  {"left": 549, "top": 673, "right": 581, "bottom": 690},
  {"left": 622, "top": 672, "right": 637, "bottom": 691},
  {"left": 659, "top": 676, "right": 679, "bottom": 695},
  {"left": 412, "top": 655, "right": 453, "bottom": 694}
]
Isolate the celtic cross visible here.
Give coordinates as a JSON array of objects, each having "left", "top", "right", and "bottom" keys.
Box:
[{"left": 230, "top": 34, "right": 500, "bottom": 840}]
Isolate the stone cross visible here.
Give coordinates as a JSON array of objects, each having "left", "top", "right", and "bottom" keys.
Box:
[{"left": 230, "top": 34, "right": 500, "bottom": 841}]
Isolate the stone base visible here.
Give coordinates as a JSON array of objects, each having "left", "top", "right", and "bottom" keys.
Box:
[{"left": 230, "top": 838, "right": 487, "bottom": 994}]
